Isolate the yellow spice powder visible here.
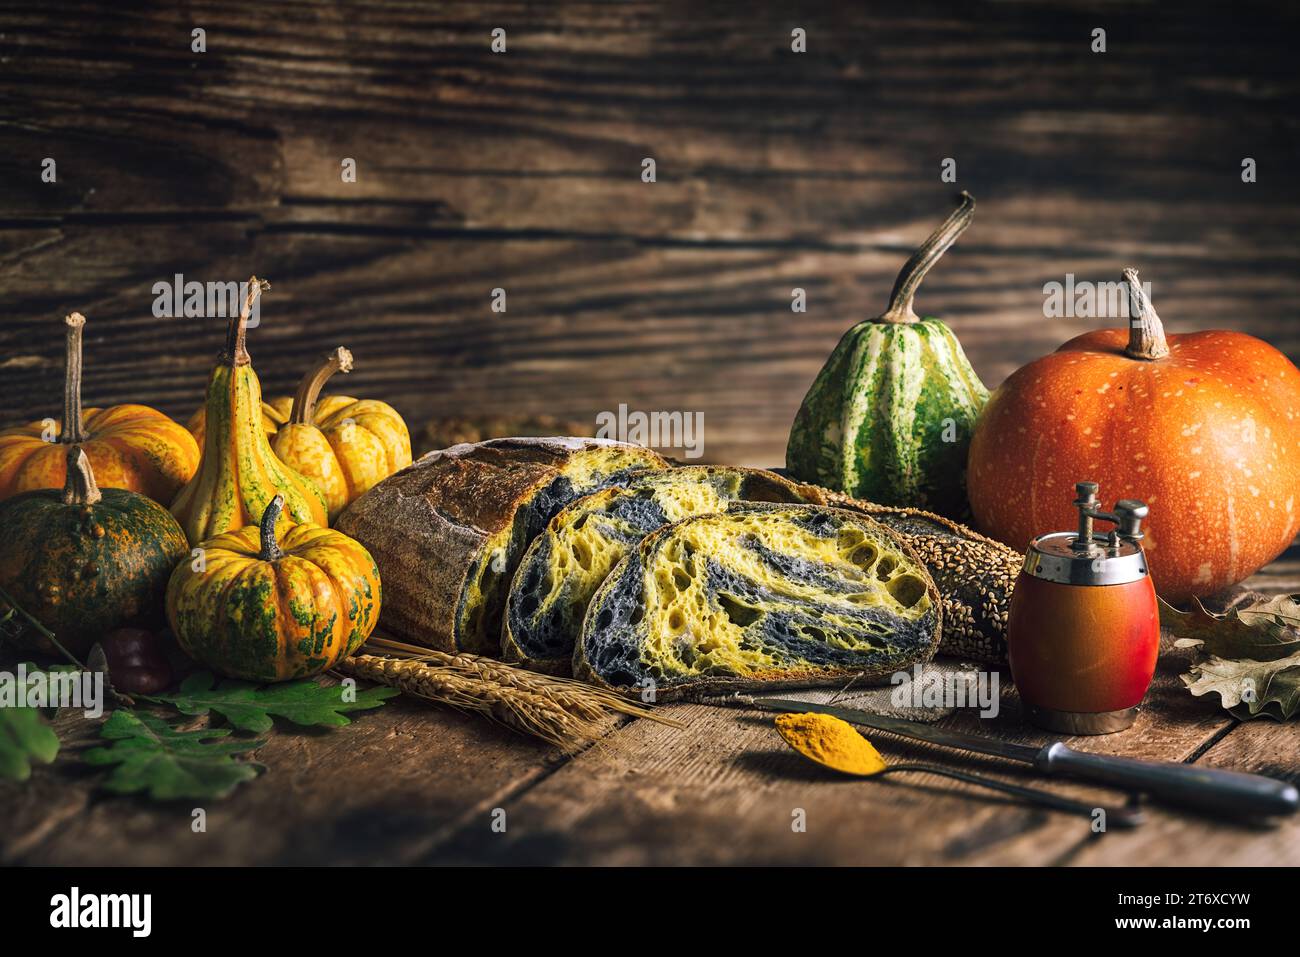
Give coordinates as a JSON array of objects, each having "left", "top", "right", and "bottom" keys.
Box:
[{"left": 775, "top": 712, "right": 887, "bottom": 775}]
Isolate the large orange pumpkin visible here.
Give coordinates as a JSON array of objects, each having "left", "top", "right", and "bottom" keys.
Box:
[
  {"left": 968, "top": 269, "right": 1300, "bottom": 601},
  {"left": 0, "top": 314, "right": 199, "bottom": 506}
]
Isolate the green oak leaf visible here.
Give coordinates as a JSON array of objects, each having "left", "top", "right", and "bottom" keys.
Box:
[
  {"left": 0, "top": 662, "right": 82, "bottom": 782},
  {"left": 147, "top": 671, "right": 398, "bottom": 734},
  {"left": 0, "top": 707, "right": 60, "bottom": 781},
  {"left": 83, "top": 710, "right": 264, "bottom": 800}
]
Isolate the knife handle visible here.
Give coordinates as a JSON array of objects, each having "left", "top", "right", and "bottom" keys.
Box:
[{"left": 1034, "top": 742, "right": 1298, "bottom": 818}]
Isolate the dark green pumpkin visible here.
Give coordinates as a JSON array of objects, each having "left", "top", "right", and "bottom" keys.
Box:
[
  {"left": 0, "top": 446, "right": 188, "bottom": 657},
  {"left": 786, "top": 193, "right": 988, "bottom": 519}
]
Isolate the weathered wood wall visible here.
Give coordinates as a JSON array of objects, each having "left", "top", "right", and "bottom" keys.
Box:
[{"left": 1, "top": 0, "right": 1297, "bottom": 465}]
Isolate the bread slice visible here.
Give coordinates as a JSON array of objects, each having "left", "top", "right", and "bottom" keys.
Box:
[
  {"left": 502, "top": 466, "right": 818, "bottom": 672},
  {"left": 574, "top": 502, "right": 942, "bottom": 697},
  {"left": 817, "top": 491, "right": 1018, "bottom": 662},
  {"left": 334, "top": 437, "right": 668, "bottom": 653}
]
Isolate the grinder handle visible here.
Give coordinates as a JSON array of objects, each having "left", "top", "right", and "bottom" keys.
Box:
[{"left": 1034, "top": 742, "right": 1298, "bottom": 819}]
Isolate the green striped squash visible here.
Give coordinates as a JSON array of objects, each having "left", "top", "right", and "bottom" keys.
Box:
[{"left": 786, "top": 194, "right": 988, "bottom": 518}]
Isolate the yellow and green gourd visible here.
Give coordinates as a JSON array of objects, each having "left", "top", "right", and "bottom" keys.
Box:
[
  {"left": 169, "top": 279, "right": 328, "bottom": 546},
  {"left": 271, "top": 347, "right": 413, "bottom": 520},
  {"left": 786, "top": 193, "right": 988, "bottom": 518},
  {"left": 166, "top": 494, "right": 380, "bottom": 681}
]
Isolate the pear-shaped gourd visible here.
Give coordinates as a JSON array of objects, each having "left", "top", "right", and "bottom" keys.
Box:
[
  {"left": 170, "top": 279, "right": 328, "bottom": 546},
  {"left": 786, "top": 192, "right": 988, "bottom": 518}
]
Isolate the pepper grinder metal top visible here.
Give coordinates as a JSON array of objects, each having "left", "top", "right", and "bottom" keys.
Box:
[{"left": 1022, "top": 482, "right": 1150, "bottom": 586}]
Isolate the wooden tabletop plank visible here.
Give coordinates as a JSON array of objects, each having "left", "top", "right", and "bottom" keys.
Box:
[
  {"left": 1, "top": 551, "right": 1293, "bottom": 865},
  {"left": 0, "top": 695, "right": 580, "bottom": 866},
  {"left": 418, "top": 641, "right": 1237, "bottom": 865},
  {"left": 1059, "top": 720, "right": 1300, "bottom": 867},
  {"left": 417, "top": 558, "right": 1299, "bottom": 866}
]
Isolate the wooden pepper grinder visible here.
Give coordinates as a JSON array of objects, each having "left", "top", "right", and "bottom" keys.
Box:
[{"left": 1007, "top": 482, "right": 1159, "bottom": 734}]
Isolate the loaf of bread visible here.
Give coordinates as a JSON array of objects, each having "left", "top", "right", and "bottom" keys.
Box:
[
  {"left": 574, "top": 503, "right": 942, "bottom": 697},
  {"left": 502, "top": 466, "right": 816, "bottom": 672},
  {"left": 334, "top": 437, "right": 668, "bottom": 653}
]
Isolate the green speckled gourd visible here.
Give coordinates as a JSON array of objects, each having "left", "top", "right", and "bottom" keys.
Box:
[
  {"left": 786, "top": 193, "right": 988, "bottom": 519},
  {"left": 0, "top": 446, "right": 188, "bottom": 658}
]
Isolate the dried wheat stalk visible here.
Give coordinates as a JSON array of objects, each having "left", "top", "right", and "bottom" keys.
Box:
[{"left": 337, "top": 643, "right": 682, "bottom": 750}]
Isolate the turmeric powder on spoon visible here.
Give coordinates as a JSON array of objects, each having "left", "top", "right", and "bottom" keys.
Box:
[
  {"left": 772, "top": 710, "right": 1146, "bottom": 828},
  {"left": 775, "top": 712, "right": 887, "bottom": 775}
]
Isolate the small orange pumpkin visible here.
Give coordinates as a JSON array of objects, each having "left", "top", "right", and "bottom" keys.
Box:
[
  {"left": 0, "top": 314, "right": 199, "bottom": 505},
  {"left": 968, "top": 269, "right": 1300, "bottom": 601}
]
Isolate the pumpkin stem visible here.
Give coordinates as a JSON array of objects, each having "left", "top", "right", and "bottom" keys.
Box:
[
  {"left": 880, "top": 192, "right": 976, "bottom": 324},
  {"left": 1122, "top": 268, "right": 1171, "bottom": 360},
  {"left": 61, "top": 313, "right": 88, "bottom": 445},
  {"left": 260, "top": 493, "right": 286, "bottom": 561},
  {"left": 62, "top": 446, "right": 102, "bottom": 506},
  {"left": 221, "top": 277, "right": 270, "bottom": 367},
  {"left": 290, "top": 347, "right": 354, "bottom": 426}
]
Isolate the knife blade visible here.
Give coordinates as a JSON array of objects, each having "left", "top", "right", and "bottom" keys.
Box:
[{"left": 751, "top": 697, "right": 1299, "bottom": 819}]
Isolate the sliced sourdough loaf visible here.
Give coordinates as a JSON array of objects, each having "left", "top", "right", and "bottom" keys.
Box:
[
  {"left": 574, "top": 502, "right": 942, "bottom": 697},
  {"left": 334, "top": 437, "right": 668, "bottom": 653},
  {"left": 502, "top": 466, "right": 817, "bottom": 672}
]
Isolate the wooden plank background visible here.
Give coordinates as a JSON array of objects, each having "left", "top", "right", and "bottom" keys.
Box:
[{"left": 1, "top": 0, "right": 1298, "bottom": 465}]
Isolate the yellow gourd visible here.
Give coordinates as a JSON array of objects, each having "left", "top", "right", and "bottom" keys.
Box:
[
  {"left": 186, "top": 398, "right": 284, "bottom": 451},
  {"left": 270, "top": 347, "right": 412, "bottom": 519}
]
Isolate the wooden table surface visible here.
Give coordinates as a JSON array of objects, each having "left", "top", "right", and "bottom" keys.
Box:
[
  {"left": 2, "top": 543, "right": 1295, "bottom": 867},
  {"left": 1, "top": 1, "right": 1299, "bottom": 865}
]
